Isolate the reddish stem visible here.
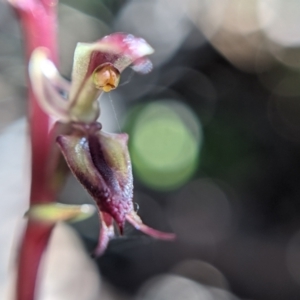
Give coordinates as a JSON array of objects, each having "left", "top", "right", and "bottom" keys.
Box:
[
  {"left": 12, "top": 0, "right": 59, "bottom": 299},
  {"left": 16, "top": 222, "right": 54, "bottom": 300},
  {"left": 22, "top": 0, "right": 58, "bottom": 201}
]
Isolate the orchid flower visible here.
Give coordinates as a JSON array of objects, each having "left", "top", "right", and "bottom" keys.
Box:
[
  {"left": 29, "top": 33, "right": 154, "bottom": 123},
  {"left": 29, "top": 32, "right": 175, "bottom": 256}
]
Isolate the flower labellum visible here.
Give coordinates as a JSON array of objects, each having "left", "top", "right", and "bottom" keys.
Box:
[{"left": 57, "top": 125, "right": 175, "bottom": 256}]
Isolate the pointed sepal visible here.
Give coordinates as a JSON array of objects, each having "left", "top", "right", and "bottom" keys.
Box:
[{"left": 25, "top": 203, "right": 96, "bottom": 223}]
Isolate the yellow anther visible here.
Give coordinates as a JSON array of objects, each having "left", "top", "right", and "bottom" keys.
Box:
[{"left": 93, "top": 63, "right": 120, "bottom": 92}]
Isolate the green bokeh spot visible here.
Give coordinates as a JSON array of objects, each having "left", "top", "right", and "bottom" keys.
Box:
[{"left": 129, "top": 101, "right": 201, "bottom": 190}]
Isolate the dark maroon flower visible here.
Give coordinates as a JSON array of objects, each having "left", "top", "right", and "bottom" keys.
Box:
[{"left": 57, "top": 125, "right": 175, "bottom": 256}]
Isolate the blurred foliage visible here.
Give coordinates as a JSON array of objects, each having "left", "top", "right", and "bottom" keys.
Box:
[
  {"left": 60, "top": 0, "right": 125, "bottom": 23},
  {"left": 126, "top": 101, "right": 200, "bottom": 190}
]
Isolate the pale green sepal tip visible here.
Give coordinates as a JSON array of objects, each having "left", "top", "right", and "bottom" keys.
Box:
[{"left": 25, "top": 203, "right": 96, "bottom": 223}]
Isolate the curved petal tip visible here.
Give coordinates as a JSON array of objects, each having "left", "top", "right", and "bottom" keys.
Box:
[{"left": 126, "top": 212, "right": 176, "bottom": 240}]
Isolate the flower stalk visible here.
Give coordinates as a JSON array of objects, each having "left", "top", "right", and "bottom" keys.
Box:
[{"left": 9, "top": 0, "right": 60, "bottom": 299}]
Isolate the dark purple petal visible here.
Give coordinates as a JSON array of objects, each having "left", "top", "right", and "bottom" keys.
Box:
[
  {"left": 56, "top": 130, "right": 134, "bottom": 230},
  {"left": 56, "top": 133, "right": 111, "bottom": 207}
]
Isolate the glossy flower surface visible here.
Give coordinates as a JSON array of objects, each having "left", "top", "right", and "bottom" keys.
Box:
[{"left": 57, "top": 124, "right": 175, "bottom": 256}]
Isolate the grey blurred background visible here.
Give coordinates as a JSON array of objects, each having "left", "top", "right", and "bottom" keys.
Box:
[{"left": 2, "top": 0, "right": 300, "bottom": 299}]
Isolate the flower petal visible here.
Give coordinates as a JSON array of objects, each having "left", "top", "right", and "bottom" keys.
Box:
[
  {"left": 29, "top": 47, "right": 71, "bottom": 122},
  {"left": 56, "top": 130, "right": 134, "bottom": 229},
  {"left": 131, "top": 57, "right": 153, "bottom": 74},
  {"left": 92, "top": 131, "right": 133, "bottom": 202},
  {"left": 94, "top": 212, "right": 115, "bottom": 257},
  {"left": 126, "top": 212, "right": 176, "bottom": 240},
  {"left": 56, "top": 133, "right": 109, "bottom": 202},
  {"left": 85, "top": 130, "right": 134, "bottom": 228},
  {"left": 57, "top": 129, "right": 134, "bottom": 255}
]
